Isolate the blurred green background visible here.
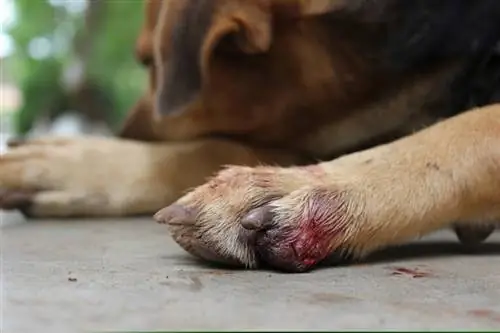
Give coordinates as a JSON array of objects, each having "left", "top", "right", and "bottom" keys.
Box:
[{"left": 0, "top": 0, "right": 147, "bottom": 135}]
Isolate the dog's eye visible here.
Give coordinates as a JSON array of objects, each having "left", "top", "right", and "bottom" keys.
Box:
[
  {"left": 135, "top": 48, "right": 154, "bottom": 67},
  {"left": 139, "top": 55, "right": 154, "bottom": 67}
]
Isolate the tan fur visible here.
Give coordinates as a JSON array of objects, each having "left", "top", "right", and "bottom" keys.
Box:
[{"left": 320, "top": 105, "right": 500, "bottom": 255}]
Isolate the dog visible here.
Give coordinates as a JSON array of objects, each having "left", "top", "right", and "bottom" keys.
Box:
[{"left": 1, "top": 0, "right": 499, "bottom": 272}]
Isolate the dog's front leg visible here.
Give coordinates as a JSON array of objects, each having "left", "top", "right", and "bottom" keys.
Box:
[
  {"left": 157, "top": 104, "right": 500, "bottom": 271},
  {"left": 0, "top": 137, "right": 302, "bottom": 218}
]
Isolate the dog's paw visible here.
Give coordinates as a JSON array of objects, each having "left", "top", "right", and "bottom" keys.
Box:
[
  {"left": 155, "top": 165, "right": 362, "bottom": 272},
  {"left": 0, "top": 137, "right": 169, "bottom": 217},
  {"left": 155, "top": 163, "right": 498, "bottom": 272}
]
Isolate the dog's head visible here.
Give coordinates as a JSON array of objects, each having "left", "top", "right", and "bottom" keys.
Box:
[{"left": 120, "top": 0, "right": 379, "bottom": 145}]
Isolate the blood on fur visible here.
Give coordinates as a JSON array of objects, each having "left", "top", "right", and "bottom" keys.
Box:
[{"left": 256, "top": 189, "right": 350, "bottom": 272}]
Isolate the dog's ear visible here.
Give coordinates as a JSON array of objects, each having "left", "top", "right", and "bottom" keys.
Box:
[
  {"left": 155, "top": 1, "right": 273, "bottom": 116},
  {"left": 200, "top": 2, "right": 272, "bottom": 78},
  {"left": 118, "top": 95, "right": 160, "bottom": 141}
]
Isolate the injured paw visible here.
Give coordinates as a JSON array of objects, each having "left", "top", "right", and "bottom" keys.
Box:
[
  {"left": 155, "top": 165, "right": 359, "bottom": 272},
  {"left": 155, "top": 163, "right": 498, "bottom": 272}
]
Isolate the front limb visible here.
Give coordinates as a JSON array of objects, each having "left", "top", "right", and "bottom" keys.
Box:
[
  {"left": 156, "top": 104, "right": 500, "bottom": 271},
  {"left": 0, "top": 137, "right": 302, "bottom": 217}
]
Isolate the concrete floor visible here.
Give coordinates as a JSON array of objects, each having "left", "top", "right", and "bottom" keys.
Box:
[{"left": 2, "top": 212, "right": 500, "bottom": 332}]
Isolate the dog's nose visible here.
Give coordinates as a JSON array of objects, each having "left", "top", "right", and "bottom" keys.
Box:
[{"left": 154, "top": 204, "right": 197, "bottom": 226}]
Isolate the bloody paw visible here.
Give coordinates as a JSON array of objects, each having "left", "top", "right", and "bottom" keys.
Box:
[
  {"left": 240, "top": 188, "right": 351, "bottom": 272},
  {"left": 155, "top": 166, "right": 356, "bottom": 272}
]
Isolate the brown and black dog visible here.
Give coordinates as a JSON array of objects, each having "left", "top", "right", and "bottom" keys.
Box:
[{"left": 1, "top": 0, "right": 500, "bottom": 272}]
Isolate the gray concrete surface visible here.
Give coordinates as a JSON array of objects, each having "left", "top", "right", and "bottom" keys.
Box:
[{"left": 2, "top": 211, "right": 500, "bottom": 332}]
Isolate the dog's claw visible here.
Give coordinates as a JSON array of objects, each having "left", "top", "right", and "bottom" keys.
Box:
[
  {"left": 6, "top": 138, "right": 27, "bottom": 148},
  {"left": 0, "top": 189, "right": 36, "bottom": 215},
  {"left": 454, "top": 224, "right": 495, "bottom": 249},
  {"left": 241, "top": 206, "right": 275, "bottom": 231},
  {"left": 154, "top": 204, "right": 197, "bottom": 226}
]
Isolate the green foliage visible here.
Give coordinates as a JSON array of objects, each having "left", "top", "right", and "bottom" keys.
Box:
[
  {"left": 14, "top": 59, "right": 64, "bottom": 133},
  {"left": 87, "top": 0, "right": 147, "bottom": 123},
  {"left": 7, "top": 0, "right": 147, "bottom": 134}
]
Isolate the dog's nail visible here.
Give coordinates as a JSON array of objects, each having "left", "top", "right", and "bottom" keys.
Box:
[
  {"left": 454, "top": 224, "right": 495, "bottom": 247},
  {"left": 7, "top": 138, "right": 27, "bottom": 148},
  {"left": 241, "top": 206, "right": 275, "bottom": 230},
  {"left": 0, "top": 191, "right": 34, "bottom": 210},
  {"left": 154, "top": 204, "right": 196, "bottom": 225}
]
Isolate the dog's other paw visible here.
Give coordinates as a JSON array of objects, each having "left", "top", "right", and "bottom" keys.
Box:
[
  {"left": 155, "top": 165, "right": 362, "bottom": 272},
  {"left": 0, "top": 137, "right": 171, "bottom": 217}
]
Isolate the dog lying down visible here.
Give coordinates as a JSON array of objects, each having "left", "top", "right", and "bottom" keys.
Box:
[{"left": 1, "top": 0, "right": 500, "bottom": 272}]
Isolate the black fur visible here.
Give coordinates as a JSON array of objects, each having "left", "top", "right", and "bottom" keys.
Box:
[
  {"left": 380, "top": 1, "right": 500, "bottom": 68},
  {"left": 336, "top": 0, "right": 500, "bottom": 69},
  {"left": 364, "top": 0, "right": 500, "bottom": 112}
]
